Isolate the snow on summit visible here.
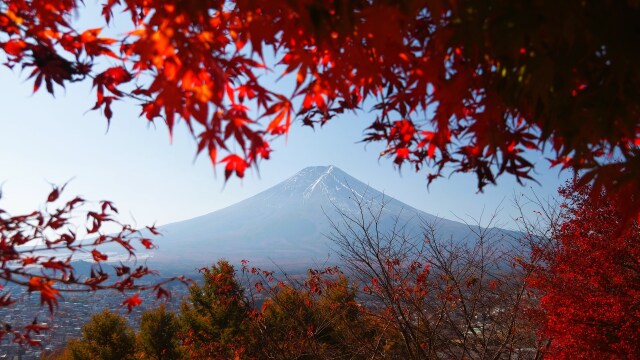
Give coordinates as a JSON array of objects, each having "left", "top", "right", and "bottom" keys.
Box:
[{"left": 130, "top": 166, "right": 515, "bottom": 271}]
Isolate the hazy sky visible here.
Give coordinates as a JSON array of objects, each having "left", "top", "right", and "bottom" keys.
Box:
[{"left": 0, "top": 4, "right": 569, "bottom": 230}]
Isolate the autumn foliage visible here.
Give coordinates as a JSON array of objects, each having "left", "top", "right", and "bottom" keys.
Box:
[
  {"left": 0, "top": 187, "right": 183, "bottom": 345},
  {"left": 2, "top": 0, "right": 640, "bottom": 356},
  {"left": 1, "top": 0, "right": 639, "bottom": 219},
  {"left": 51, "top": 249, "right": 538, "bottom": 359},
  {"left": 530, "top": 182, "right": 640, "bottom": 359},
  {"left": 40, "top": 185, "right": 640, "bottom": 358}
]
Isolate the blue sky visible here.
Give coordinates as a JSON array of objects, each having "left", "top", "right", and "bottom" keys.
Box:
[
  {"left": 0, "top": 2, "right": 569, "bottom": 230},
  {"left": 0, "top": 62, "right": 568, "bottom": 231}
]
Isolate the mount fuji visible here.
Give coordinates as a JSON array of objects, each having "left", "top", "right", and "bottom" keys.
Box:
[{"left": 135, "top": 166, "right": 514, "bottom": 272}]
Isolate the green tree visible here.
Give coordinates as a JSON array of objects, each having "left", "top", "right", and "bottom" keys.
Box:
[
  {"left": 56, "top": 310, "right": 136, "bottom": 360},
  {"left": 138, "top": 304, "right": 182, "bottom": 360},
  {"left": 179, "top": 260, "right": 253, "bottom": 359}
]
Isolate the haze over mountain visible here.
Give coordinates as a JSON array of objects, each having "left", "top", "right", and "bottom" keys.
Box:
[{"left": 136, "top": 165, "right": 515, "bottom": 272}]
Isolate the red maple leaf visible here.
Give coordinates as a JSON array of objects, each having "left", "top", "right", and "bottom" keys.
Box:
[{"left": 120, "top": 293, "right": 142, "bottom": 313}]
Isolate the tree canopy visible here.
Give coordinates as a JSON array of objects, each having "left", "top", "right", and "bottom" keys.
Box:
[
  {"left": 179, "top": 260, "right": 254, "bottom": 358},
  {"left": 530, "top": 182, "right": 640, "bottom": 358},
  {"left": 138, "top": 304, "right": 182, "bottom": 360},
  {"left": 1, "top": 0, "right": 638, "bottom": 218},
  {"left": 56, "top": 309, "right": 137, "bottom": 360}
]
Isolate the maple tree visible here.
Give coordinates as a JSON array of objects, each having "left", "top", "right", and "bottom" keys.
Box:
[
  {"left": 528, "top": 182, "right": 640, "bottom": 359},
  {"left": 0, "top": 187, "right": 182, "bottom": 345},
  {"left": 1, "top": 0, "right": 638, "bottom": 219}
]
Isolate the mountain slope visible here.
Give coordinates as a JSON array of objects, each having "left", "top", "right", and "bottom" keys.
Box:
[{"left": 144, "top": 166, "right": 508, "bottom": 271}]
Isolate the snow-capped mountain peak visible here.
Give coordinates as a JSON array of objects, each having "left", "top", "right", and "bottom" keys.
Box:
[
  {"left": 136, "top": 166, "right": 511, "bottom": 271},
  {"left": 275, "top": 165, "right": 374, "bottom": 202}
]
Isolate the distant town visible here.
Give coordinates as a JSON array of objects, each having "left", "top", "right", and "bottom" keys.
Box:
[{"left": 1, "top": 283, "right": 192, "bottom": 359}]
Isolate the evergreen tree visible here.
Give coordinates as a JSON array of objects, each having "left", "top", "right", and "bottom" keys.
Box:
[
  {"left": 138, "top": 304, "right": 182, "bottom": 360},
  {"left": 56, "top": 310, "right": 136, "bottom": 360},
  {"left": 179, "top": 260, "right": 253, "bottom": 359}
]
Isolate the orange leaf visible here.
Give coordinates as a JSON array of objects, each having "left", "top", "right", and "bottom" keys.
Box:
[
  {"left": 221, "top": 155, "right": 247, "bottom": 180},
  {"left": 47, "top": 188, "right": 60, "bottom": 202},
  {"left": 91, "top": 250, "right": 108, "bottom": 262},
  {"left": 28, "top": 277, "right": 59, "bottom": 313},
  {"left": 121, "top": 294, "right": 142, "bottom": 313},
  {"left": 209, "top": 148, "right": 217, "bottom": 165},
  {"left": 80, "top": 28, "right": 102, "bottom": 43},
  {"left": 2, "top": 39, "right": 27, "bottom": 56},
  {"left": 428, "top": 143, "right": 436, "bottom": 159},
  {"left": 395, "top": 148, "right": 409, "bottom": 164},
  {"left": 302, "top": 94, "right": 313, "bottom": 109},
  {"left": 267, "top": 110, "right": 285, "bottom": 133},
  {"left": 140, "top": 238, "right": 155, "bottom": 249},
  {"left": 22, "top": 256, "right": 39, "bottom": 265}
]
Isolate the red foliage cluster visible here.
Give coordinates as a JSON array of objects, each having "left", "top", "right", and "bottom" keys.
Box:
[
  {"left": 2, "top": 1, "right": 639, "bottom": 220},
  {"left": 530, "top": 182, "right": 640, "bottom": 359},
  {"left": 0, "top": 186, "right": 184, "bottom": 345}
]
